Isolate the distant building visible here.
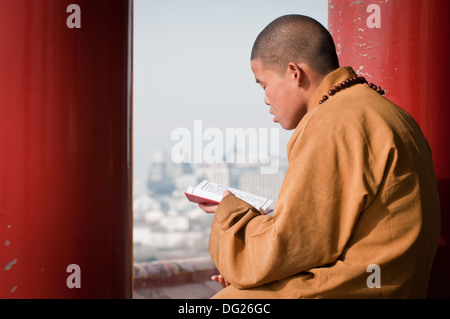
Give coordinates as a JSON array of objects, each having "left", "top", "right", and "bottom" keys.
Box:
[
  {"left": 195, "top": 163, "right": 230, "bottom": 186},
  {"left": 133, "top": 177, "right": 148, "bottom": 198},
  {"left": 133, "top": 193, "right": 161, "bottom": 219},
  {"left": 237, "top": 158, "right": 288, "bottom": 201}
]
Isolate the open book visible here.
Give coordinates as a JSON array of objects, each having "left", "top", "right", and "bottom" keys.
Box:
[{"left": 184, "top": 180, "right": 275, "bottom": 214}]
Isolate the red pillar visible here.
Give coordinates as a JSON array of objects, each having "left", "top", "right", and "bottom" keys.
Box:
[
  {"left": 0, "top": 0, "right": 133, "bottom": 298},
  {"left": 329, "top": 0, "right": 450, "bottom": 298}
]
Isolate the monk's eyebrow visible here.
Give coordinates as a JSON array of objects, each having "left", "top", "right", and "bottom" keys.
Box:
[{"left": 255, "top": 78, "right": 261, "bottom": 84}]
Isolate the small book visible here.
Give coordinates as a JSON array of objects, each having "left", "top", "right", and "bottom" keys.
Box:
[{"left": 184, "top": 180, "right": 275, "bottom": 214}]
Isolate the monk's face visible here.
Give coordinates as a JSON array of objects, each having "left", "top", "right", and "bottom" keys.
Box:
[{"left": 251, "top": 59, "right": 308, "bottom": 130}]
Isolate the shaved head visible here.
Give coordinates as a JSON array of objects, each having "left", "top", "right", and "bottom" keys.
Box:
[{"left": 251, "top": 15, "right": 339, "bottom": 75}]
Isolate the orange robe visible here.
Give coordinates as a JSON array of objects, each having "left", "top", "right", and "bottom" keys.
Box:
[{"left": 208, "top": 66, "right": 440, "bottom": 298}]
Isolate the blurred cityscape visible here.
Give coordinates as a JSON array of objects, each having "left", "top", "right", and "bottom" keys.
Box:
[{"left": 133, "top": 150, "right": 288, "bottom": 262}]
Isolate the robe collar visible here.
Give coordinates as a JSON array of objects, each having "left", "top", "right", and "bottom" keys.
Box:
[
  {"left": 286, "top": 66, "right": 357, "bottom": 160},
  {"left": 307, "top": 66, "right": 357, "bottom": 112}
]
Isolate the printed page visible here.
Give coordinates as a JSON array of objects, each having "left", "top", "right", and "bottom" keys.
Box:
[{"left": 193, "top": 180, "right": 274, "bottom": 212}]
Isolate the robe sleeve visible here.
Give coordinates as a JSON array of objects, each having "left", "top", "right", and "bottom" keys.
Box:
[{"left": 208, "top": 114, "right": 388, "bottom": 289}]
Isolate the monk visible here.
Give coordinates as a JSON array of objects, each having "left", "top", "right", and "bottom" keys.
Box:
[{"left": 199, "top": 14, "right": 440, "bottom": 298}]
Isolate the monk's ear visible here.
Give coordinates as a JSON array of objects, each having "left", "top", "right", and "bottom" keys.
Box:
[{"left": 287, "top": 62, "right": 302, "bottom": 86}]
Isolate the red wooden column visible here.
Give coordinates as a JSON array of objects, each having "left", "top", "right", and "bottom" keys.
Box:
[
  {"left": 329, "top": 0, "right": 450, "bottom": 298},
  {"left": 0, "top": 0, "right": 133, "bottom": 298}
]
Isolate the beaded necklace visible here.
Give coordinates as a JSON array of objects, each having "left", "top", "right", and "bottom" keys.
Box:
[{"left": 318, "top": 75, "right": 385, "bottom": 105}]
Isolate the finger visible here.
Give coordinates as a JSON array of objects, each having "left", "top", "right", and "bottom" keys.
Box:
[
  {"left": 223, "top": 190, "right": 232, "bottom": 197},
  {"left": 198, "top": 203, "right": 218, "bottom": 213},
  {"left": 211, "top": 274, "right": 230, "bottom": 288},
  {"left": 218, "top": 275, "right": 226, "bottom": 288}
]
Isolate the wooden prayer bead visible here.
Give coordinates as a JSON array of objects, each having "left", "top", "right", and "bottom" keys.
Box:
[{"left": 318, "top": 75, "right": 385, "bottom": 105}]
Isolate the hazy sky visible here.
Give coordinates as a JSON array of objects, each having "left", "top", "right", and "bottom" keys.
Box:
[{"left": 133, "top": 0, "right": 328, "bottom": 178}]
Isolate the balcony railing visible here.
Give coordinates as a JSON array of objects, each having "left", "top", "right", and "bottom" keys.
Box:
[{"left": 133, "top": 256, "right": 222, "bottom": 299}]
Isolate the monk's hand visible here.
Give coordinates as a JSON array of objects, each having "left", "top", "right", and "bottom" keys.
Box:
[
  {"left": 211, "top": 274, "right": 231, "bottom": 288},
  {"left": 198, "top": 190, "right": 232, "bottom": 214},
  {"left": 198, "top": 203, "right": 218, "bottom": 213}
]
